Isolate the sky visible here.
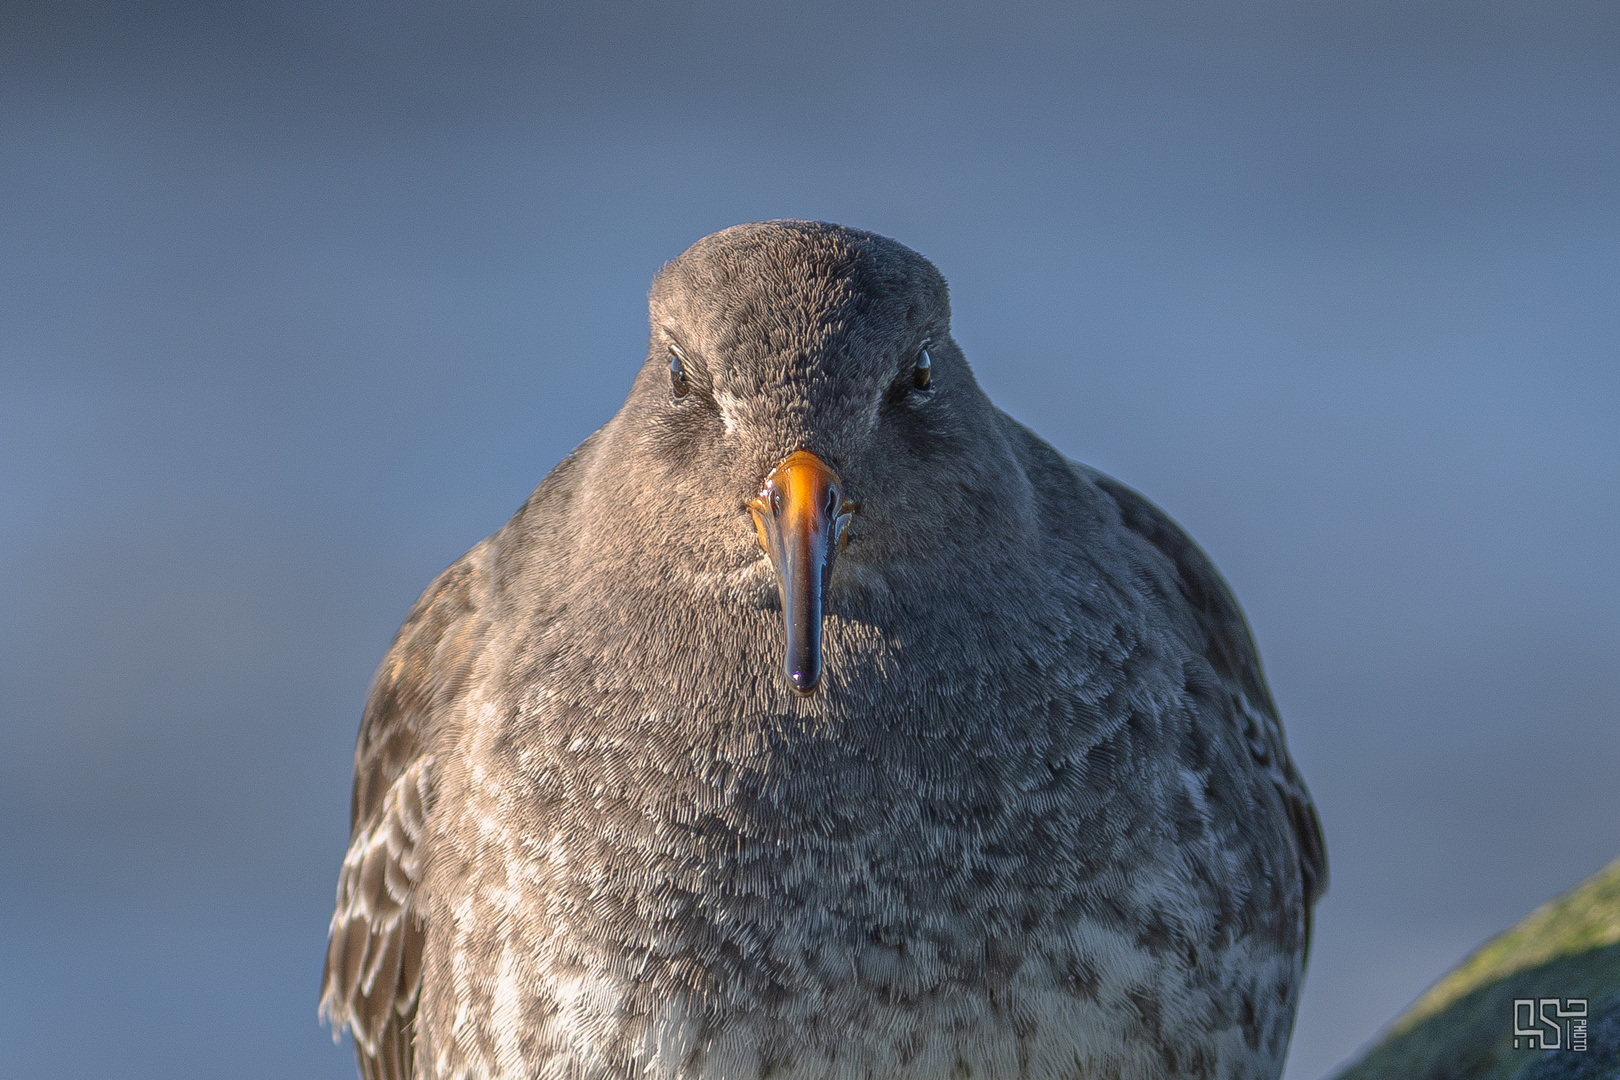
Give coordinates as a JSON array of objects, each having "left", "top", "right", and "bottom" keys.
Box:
[{"left": 1, "top": 3, "right": 1617, "bottom": 1078}]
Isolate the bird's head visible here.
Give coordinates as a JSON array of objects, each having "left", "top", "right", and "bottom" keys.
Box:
[{"left": 600, "top": 221, "right": 1031, "bottom": 697}]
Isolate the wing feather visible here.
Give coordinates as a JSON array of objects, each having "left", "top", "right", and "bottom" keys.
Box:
[{"left": 321, "top": 544, "right": 489, "bottom": 1079}]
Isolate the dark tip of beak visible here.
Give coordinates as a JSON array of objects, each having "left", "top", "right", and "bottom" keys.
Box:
[{"left": 788, "top": 666, "right": 819, "bottom": 695}]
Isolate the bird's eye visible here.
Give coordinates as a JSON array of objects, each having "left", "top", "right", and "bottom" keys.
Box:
[
  {"left": 669, "top": 348, "right": 690, "bottom": 398},
  {"left": 912, "top": 348, "right": 932, "bottom": 391}
]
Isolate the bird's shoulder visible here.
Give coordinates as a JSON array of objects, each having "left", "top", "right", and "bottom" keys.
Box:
[
  {"left": 319, "top": 536, "right": 493, "bottom": 1080},
  {"left": 319, "top": 433, "right": 599, "bottom": 1077},
  {"left": 347, "top": 426, "right": 602, "bottom": 821},
  {"left": 999, "top": 413, "right": 1327, "bottom": 914}
]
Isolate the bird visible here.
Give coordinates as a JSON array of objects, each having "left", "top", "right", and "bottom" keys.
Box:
[{"left": 321, "top": 220, "right": 1326, "bottom": 1080}]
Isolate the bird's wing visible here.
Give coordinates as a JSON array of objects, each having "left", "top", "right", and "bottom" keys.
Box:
[
  {"left": 1093, "top": 476, "right": 1328, "bottom": 925},
  {"left": 321, "top": 545, "right": 490, "bottom": 1080}
]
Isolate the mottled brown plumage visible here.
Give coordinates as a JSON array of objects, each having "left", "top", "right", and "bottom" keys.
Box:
[{"left": 321, "top": 221, "right": 1325, "bottom": 1080}]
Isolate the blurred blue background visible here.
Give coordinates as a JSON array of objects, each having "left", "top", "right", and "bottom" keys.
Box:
[{"left": 1, "top": 3, "right": 1616, "bottom": 1077}]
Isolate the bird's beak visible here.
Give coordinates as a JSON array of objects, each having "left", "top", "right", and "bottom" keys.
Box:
[{"left": 748, "top": 450, "right": 858, "bottom": 695}]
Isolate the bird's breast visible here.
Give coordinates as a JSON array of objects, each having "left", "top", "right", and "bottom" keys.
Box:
[{"left": 417, "top": 585, "right": 1299, "bottom": 1080}]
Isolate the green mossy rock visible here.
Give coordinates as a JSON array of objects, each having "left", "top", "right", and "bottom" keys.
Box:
[{"left": 1332, "top": 857, "right": 1620, "bottom": 1080}]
